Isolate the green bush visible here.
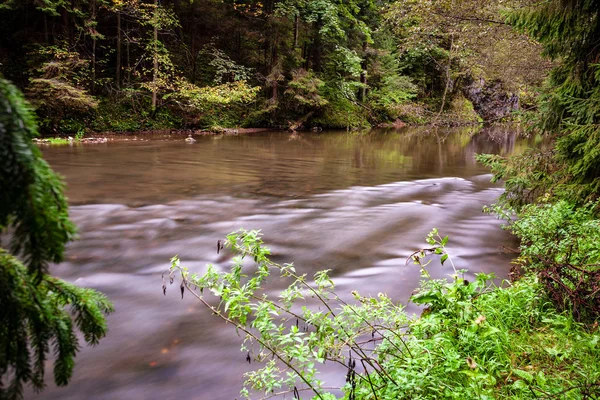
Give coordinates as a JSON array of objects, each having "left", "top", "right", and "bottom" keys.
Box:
[
  {"left": 367, "top": 74, "right": 418, "bottom": 122},
  {"left": 166, "top": 229, "right": 600, "bottom": 399},
  {"left": 508, "top": 201, "right": 600, "bottom": 321},
  {"left": 90, "top": 98, "right": 182, "bottom": 132},
  {"left": 313, "top": 97, "right": 370, "bottom": 129}
]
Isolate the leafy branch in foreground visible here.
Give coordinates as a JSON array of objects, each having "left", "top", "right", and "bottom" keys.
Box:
[
  {"left": 0, "top": 250, "right": 113, "bottom": 398},
  {"left": 165, "top": 229, "right": 408, "bottom": 399},
  {"left": 166, "top": 229, "right": 600, "bottom": 399},
  {"left": 0, "top": 77, "right": 113, "bottom": 399}
]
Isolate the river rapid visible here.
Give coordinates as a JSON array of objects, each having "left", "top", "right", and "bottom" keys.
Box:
[{"left": 31, "top": 127, "right": 534, "bottom": 399}]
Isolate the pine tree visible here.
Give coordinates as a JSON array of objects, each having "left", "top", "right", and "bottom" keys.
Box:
[
  {"left": 0, "top": 77, "right": 113, "bottom": 399},
  {"left": 508, "top": 0, "right": 600, "bottom": 201}
]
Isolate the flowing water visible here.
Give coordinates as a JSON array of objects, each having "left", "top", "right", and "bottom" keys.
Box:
[{"left": 30, "top": 127, "right": 536, "bottom": 400}]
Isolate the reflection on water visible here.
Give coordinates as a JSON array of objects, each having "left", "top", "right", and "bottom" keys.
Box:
[
  {"left": 30, "top": 127, "right": 537, "bottom": 400},
  {"left": 41, "top": 126, "right": 534, "bottom": 205}
]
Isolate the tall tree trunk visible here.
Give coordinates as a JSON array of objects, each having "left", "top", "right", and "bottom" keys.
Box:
[
  {"left": 190, "top": 2, "right": 196, "bottom": 83},
  {"left": 152, "top": 0, "right": 158, "bottom": 112},
  {"left": 438, "top": 33, "right": 454, "bottom": 118},
  {"left": 44, "top": 14, "right": 49, "bottom": 44},
  {"left": 61, "top": 7, "right": 70, "bottom": 44},
  {"left": 271, "top": 44, "right": 278, "bottom": 103},
  {"left": 116, "top": 10, "right": 121, "bottom": 89},
  {"left": 237, "top": 29, "right": 242, "bottom": 62},
  {"left": 126, "top": 21, "right": 131, "bottom": 85},
  {"left": 92, "top": 38, "right": 96, "bottom": 93},
  {"left": 172, "top": 0, "right": 184, "bottom": 41},
  {"left": 302, "top": 42, "right": 309, "bottom": 69},
  {"left": 358, "top": 41, "right": 368, "bottom": 102},
  {"left": 264, "top": 35, "right": 270, "bottom": 69},
  {"left": 312, "top": 22, "right": 322, "bottom": 72},
  {"left": 293, "top": 13, "right": 299, "bottom": 49},
  {"left": 91, "top": 0, "right": 97, "bottom": 94}
]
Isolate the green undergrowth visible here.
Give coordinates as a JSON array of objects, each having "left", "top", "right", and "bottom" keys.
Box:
[
  {"left": 312, "top": 98, "right": 371, "bottom": 130},
  {"left": 43, "top": 137, "right": 71, "bottom": 145},
  {"left": 48, "top": 95, "right": 488, "bottom": 135},
  {"left": 478, "top": 150, "right": 600, "bottom": 321},
  {"left": 90, "top": 99, "right": 182, "bottom": 132},
  {"left": 166, "top": 229, "right": 600, "bottom": 400},
  {"left": 355, "top": 274, "right": 600, "bottom": 399}
]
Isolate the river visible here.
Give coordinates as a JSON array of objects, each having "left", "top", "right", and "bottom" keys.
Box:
[{"left": 31, "top": 127, "right": 533, "bottom": 399}]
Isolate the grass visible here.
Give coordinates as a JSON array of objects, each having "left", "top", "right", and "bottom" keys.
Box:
[{"left": 32, "top": 137, "right": 72, "bottom": 145}]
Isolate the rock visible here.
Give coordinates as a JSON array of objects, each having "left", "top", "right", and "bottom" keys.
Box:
[
  {"left": 462, "top": 76, "right": 518, "bottom": 122},
  {"left": 377, "top": 119, "right": 407, "bottom": 129}
]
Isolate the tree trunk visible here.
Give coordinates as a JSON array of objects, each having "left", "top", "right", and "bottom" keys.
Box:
[
  {"left": 271, "top": 45, "right": 278, "bottom": 103},
  {"left": 303, "top": 42, "right": 309, "bottom": 69},
  {"left": 293, "top": 13, "right": 299, "bottom": 49},
  {"left": 91, "top": 0, "right": 96, "bottom": 94},
  {"left": 358, "top": 41, "right": 368, "bottom": 102},
  {"left": 237, "top": 29, "right": 241, "bottom": 62},
  {"left": 312, "top": 22, "right": 322, "bottom": 72},
  {"left": 61, "top": 7, "right": 70, "bottom": 44},
  {"left": 152, "top": 0, "right": 158, "bottom": 112},
  {"left": 438, "top": 33, "right": 454, "bottom": 118},
  {"left": 44, "top": 14, "right": 49, "bottom": 44},
  {"left": 190, "top": 2, "right": 196, "bottom": 83},
  {"left": 126, "top": 21, "right": 131, "bottom": 85},
  {"left": 116, "top": 10, "right": 121, "bottom": 89}
]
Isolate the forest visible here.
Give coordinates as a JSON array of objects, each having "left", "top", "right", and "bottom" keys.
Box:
[
  {"left": 0, "top": 0, "right": 549, "bottom": 133},
  {"left": 1, "top": 0, "right": 600, "bottom": 399}
]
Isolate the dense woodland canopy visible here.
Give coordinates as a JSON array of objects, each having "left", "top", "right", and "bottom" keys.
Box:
[{"left": 0, "top": 0, "right": 549, "bottom": 133}]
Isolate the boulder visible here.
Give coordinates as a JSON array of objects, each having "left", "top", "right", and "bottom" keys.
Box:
[{"left": 462, "top": 76, "right": 518, "bottom": 122}]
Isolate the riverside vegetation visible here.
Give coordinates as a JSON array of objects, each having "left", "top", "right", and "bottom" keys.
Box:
[
  {"left": 1, "top": 0, "right": 600, "bottom": 399},
  {"left": 165, "top": 228, "right": 599, "bottom": 399},
  {"left": 0, "top": 0, "right": 548, "bottom": 134}
]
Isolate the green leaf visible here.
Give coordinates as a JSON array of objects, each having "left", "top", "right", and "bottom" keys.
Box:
[
  {"left": 512, "top": 369, "right": 534, "bottom": 383},
  {"left": 441, "top": 236, "right": 449, "bottom": 246},
  {"left": 410, "top": 294, "right": 440, "bottom": 304},
  {"left": 441, "top": 254, "right": 449, "bottom": 265}
]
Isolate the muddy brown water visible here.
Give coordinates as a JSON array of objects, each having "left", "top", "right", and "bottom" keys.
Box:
[{"left": 29, "top": 127, "right": 536, "bottom": 400}]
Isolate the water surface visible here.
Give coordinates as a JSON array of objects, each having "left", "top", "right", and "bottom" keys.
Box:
[{"left": 32, "top": 127, "right": 531, "bottom": 399}]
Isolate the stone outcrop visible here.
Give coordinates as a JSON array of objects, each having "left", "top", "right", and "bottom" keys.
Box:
[{"left": 462, "top": 76, "right": 518, "bottom": 122}]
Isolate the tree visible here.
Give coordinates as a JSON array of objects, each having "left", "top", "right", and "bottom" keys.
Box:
[
  {"left": 509, "top": 0, "right": 600, "bottom": 201},
  {"left": 477, "top": 1, "right": 600, "bottom": 321},
  {"left": 27, "top": 46, "right": 99, "bottom": 131},
  {"left": 0, "top": 77, "right": 113, "bottom": 399},
  {"left": 384, "top": 0, "right": 549, "bottom": 120},
  {"left": 480, "top": 1, "right": 600, "bottom": 207}
]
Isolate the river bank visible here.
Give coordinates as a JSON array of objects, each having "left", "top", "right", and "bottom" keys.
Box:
[
  {"left": 32, "top": 127, "right": 280, "bottom": 144},
  {"left": 34, "top": 122, "right": 528, "bottom": 148}
]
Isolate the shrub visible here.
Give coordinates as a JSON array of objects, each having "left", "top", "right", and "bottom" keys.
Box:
[
  {"left": 508, "top": 201, "right": 600, "bottom": 322},
  {"left": 165, "top": 229, "right": 600, "bottom": 399}
]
